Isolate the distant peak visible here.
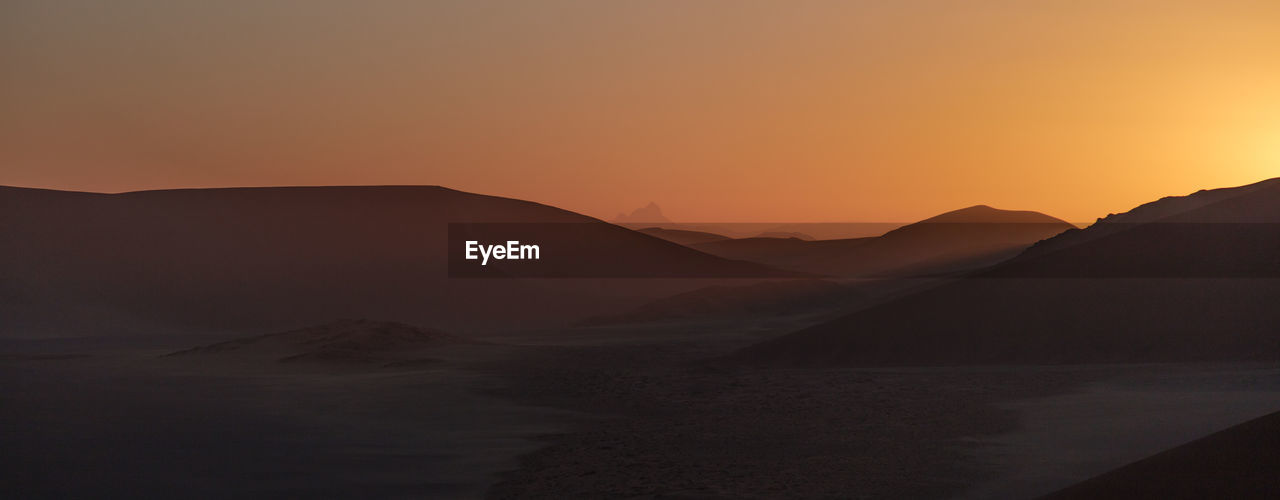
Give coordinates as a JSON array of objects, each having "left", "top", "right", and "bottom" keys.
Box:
[
  {"left": 916, "top": 205, "right": 1069, "bottom": 224},
  {"left": 614, "top": 201, "right": 671, "bottom": 223}
]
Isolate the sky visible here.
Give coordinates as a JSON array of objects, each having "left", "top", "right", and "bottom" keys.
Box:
[{"left": 2, "top": 0, "right": 1278, "bottom": 222}]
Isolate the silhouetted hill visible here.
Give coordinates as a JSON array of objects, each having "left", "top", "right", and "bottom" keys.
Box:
[
  {"left": 694, "top": 205, "right": 1074, "bottom": 277},
  {"left": 993, "top": 177, "right": 1280, "bottom": 278},
  {"left": 737, "top": 178, "right": 1280, "bottom": 366},
  {"left": 0, "top": 186, "right": 794, "bottom": 336},
  {"left": 1042, "top": 410, "right": 1280, "bottom": 499}
]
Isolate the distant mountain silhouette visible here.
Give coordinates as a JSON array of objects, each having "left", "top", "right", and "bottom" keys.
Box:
[
  {"left": 637, "top": 227, "right": 731, "bottom": 246},
  {"left": 614, "top": 202, "right": 670, "bottom": 223},
  {"left": 737, "top": 178, "right": 1280, "bottom": 366},
  {"left": 694, "top": 205, "right": 1074, "bottom": 277},
  {"left": 1043, "top": 410, "right": 1280, "bottom": 499},
  {"left": 0, "top": 186, "right": 794, "bottom": 336}
]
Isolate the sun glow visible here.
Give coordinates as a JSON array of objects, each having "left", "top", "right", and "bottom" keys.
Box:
[{"left": 2, "top": 1, "right": 1280, "bottom": 222}]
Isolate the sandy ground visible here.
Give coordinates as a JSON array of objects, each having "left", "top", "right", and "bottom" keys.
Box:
[
  {"left": 0, "top": 341, "right": 570, "bottom": 499},
  {"left": 961, "top": 365, "right": 1280, "bottom": 499},
  {"left": 4, "top": 326, "right": 1280, "bottom": 499},
  {"left": 479, "top": 327, "right": 1093, "bottom": 499},
  {"left": 476, "top": 322, "right": 1280, "bottom": 499}
]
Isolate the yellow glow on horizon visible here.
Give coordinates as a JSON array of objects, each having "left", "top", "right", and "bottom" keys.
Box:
[{"left": 1, "top": 1, "right": 1279, "bottom": 222}]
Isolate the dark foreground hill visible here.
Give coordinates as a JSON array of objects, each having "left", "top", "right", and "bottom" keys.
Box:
[
  {"left": 1042, "top": 410, "right": 1280, "bottom": 499},
  {"left": 738, "top": 178, "right": 1280, "bottom": 366},
  {"left": 0, "top": 185, "right": 793, "bottom": 337},
  {"left": 693, "top": 205, "right": 1074, "bottom": 277}
]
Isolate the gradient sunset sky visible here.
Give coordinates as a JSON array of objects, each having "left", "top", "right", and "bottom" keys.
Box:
[{"left": 3, "top": 1, "right": 1278, "bottom": 222}]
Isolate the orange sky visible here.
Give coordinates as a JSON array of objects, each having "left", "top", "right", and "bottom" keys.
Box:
[{"left": 2, "top": 1, "right": 1278, "bottom": 222}]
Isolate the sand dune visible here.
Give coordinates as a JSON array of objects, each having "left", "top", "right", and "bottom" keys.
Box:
[
  {"left": 693, "top": 205, "right": 1074, "bottom": 277},
  {"left": 1027, "top": 177, "right": 1280, "bottom": 259},
  {"left": 1042, "top": 410, "right": 1280, "bottom": 499},
  {"left": 0, "top": 185, "right": 794, "bottom": 336},
  {"left": 738, "top": 178, "right": 1280, "bottom": 366}
]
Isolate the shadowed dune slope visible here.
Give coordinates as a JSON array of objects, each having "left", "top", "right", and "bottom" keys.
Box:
[
  {"left": 693, "top": 205, "right": 1074, "bottom": 278},
  {"left": 1041, "top": 410, "right": 1280, "bottom": 499},
  {"left": 737, "top": 178, "right": 1280, "bottom": 366},
  {"left": 1021, "top": 177, "right": 1280, "bottom": 260},
  {"left": 0, "top": 185, "right": 793, "bottom": 337},
  {"left": 636, "top": 227, "right": 732, "bottom": 246}
]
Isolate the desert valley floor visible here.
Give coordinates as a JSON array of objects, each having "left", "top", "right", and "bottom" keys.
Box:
[{"left": 5, "top": 317, "right": 1278, "bottom": 499}]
